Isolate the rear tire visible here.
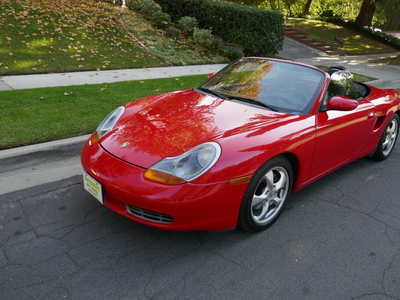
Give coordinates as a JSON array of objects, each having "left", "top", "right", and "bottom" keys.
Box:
[
  {"left": 238, "top": 156, "right": 292, "bottom": 232},
  {"left": 372, "top": 114, "right": 399, "bottom": 161}
]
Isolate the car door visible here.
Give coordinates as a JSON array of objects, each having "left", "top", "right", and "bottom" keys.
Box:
[{"left": 310, "top": 97, "right": 376, "bottom": 179}]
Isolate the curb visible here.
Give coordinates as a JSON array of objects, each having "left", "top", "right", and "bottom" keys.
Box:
[{"left": 0, "top": 135, "right": 89, "bottom": 173}]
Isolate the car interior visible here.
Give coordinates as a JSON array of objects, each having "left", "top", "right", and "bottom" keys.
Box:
[{"left": 326, "top": 66, "right": 371, "bottom": 100}]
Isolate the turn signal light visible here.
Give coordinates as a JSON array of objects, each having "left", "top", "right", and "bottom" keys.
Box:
[
  {"left": 89, "top": 131, "right": 99, "bottom": 145},
  {"left": 229, "top": 174, "right": 253, "bottom": 185},
  {"left": 144, "top": 169, "right": 186, "bottom": 185}
]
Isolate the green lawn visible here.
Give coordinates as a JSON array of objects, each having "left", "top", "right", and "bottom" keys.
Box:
[
  {"left": 0, "top": 75, "right": 207, "bottom": 149},
  {"left": 287, "top": 18, "right": 399, "bottom": 55},
  {"left": 0, "top": 0, "right": 232, "bottom": 76}
]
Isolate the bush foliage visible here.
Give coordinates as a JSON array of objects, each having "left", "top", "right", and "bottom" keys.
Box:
[
  {"left": 153, "top": 0, "right": 284, "bottom": 56},
  {"left": 166, "top": 26, "right": 181, "bottom": 38},
  {"left": 125, "top": 0, "right": 171, "bottom": 28},
  {"left": 193, "top": 28, "right": 213, "bottom": 46},
  {"left": 179, "top": 16, "right": 199, "bottom": 33}
]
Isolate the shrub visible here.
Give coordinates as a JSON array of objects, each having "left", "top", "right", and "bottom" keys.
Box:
[
  {"left": 126, "top": 0, "right": 171, "bottom": 28},
  {"left": 140, "top": 1, "right": 162, "bottom": 17},
  {"left": 125, "top": 0, "right": 144, "bottom": 11},
  {"left": 216, "top": 44, "right": 242, "bottom": 61},
  {"left": 193, "top": 28, "right": 213, "bottom": 46},
  {"left": 154, "top": 0, "right": 284, "bottom": 56},
  {"left": 151, "top": 11, "right": 171, "bottom": 28},
  {"left": 166, "top": 26, "right": 181, "bottom": 38},
  {"left": 179, "top": 16, "right": 198, "bottom": 33}
]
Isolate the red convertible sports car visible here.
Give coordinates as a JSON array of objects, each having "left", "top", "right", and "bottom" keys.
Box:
[{"left": 81, "top": 57, "right": 400, "bottom": 232}]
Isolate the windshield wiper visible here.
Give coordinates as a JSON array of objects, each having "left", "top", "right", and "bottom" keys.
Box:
[
  {"left": 228, "top": 96, "right": 278, "bottom": 112},
  {"left": 196, "top": 87, "right": 227, "bottom": 100}
]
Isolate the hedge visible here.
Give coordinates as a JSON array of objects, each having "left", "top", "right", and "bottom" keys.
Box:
[{"left": 153, "top": 0, "right": 284, "bottom": 56}]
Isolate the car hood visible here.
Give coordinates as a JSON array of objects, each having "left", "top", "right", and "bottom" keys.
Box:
[{"left": 100, "top": 89, "right": 297, "bottom": 168}]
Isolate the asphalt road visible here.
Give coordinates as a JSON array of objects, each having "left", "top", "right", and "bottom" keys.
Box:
[{"left": 1, "top": 144, "right": 400, "bottom": 299}]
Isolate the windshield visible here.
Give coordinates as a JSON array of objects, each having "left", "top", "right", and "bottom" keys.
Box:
[{"left": 199, "top": 58, "right": 325, "bottom": 115}]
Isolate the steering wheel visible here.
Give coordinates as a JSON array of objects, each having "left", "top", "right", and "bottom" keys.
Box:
[
  {"left": 288, "top": 90, "right": 310, "bottom": 107},
  {"left": 267, "top": 91, "right": 309, "bottom": 111}
]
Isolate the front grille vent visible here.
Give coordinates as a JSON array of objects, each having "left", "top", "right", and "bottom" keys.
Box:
[{"left": 126, "top": 204, "right": 174, "bottom": 224}]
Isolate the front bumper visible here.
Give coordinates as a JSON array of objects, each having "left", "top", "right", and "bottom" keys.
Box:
[{"left": 81, "top": 137, "right": 249, "bottom": 231}]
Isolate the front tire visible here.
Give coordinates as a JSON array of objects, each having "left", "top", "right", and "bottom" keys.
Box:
[
  {"left": 372, "top": 114, "right": 399, "bottom": 161},
  {"left": 238, "top": 156, "right": 293, "bottom": 232}
]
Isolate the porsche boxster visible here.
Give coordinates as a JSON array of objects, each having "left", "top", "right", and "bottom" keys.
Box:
[{"left": 81, "top": 57, "right": 400, "bottom": 232}]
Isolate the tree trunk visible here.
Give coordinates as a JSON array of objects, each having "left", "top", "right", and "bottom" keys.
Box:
[
  {"left": 303, "top": 0, "right": 313, "bottom": 15},
  {"left": 355, "top": 0, "right": 376, "bottom": 26},
  {"left": 269, "top": 0, "right": 277, "bottom": 10}
]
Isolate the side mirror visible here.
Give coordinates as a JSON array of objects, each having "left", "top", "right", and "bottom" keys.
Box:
[
  {"left": 326, "top": 96, "right": 358, "bottom": 111},
  {"left": 207, "top": 73, "right": 215, "bottom": 80}
]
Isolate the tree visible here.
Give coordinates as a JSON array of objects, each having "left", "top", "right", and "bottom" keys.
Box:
[
  {"left": 355, "top": 0, "right": 376, "bottom": 26},
  {"left": 380, "top": 0, "right": 400, "bottom": 30},
  {"left": 355, "top": 0, "right": 400, "bottom": 29},
  {"left": 303, "top": 0, "right": 313, "bottom": 15},
  {"left": 270, "top": 0, "right": 278, "bottom": 10},
  {"left": 282, "top": 0, "right": 298, "bottom": 14}
]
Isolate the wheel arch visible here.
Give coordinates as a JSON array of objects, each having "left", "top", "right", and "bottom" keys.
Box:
[{"left": 278, "top": 152, "right": 299, "bottom": 191}]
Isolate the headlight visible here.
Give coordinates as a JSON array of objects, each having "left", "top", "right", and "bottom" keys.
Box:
[
  {"left": 144, "top": 142, "right": 222, "bottom": 185},
  {"left": 90, "top": 106, "right": 125, "bottom": 144},
  {"left": 96, "top": 106, "right": 125, "bottom": 138}
]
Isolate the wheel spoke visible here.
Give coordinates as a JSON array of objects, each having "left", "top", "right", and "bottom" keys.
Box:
[
  {"left": 257, "top": 201, "right": 272, "bottom": 221},
  {"left": 252, "top": 179, "right": 270, "bottom": 206},
  {"left": 274, "top": 170, "right": 287, "bottom": 191},
  {"left": 264, "top": 171, "right": 275, "bottom": 190},
  {"left": 252, "top": 194, "right": 266, "bottom": 208},
  {"left": 383, "top": 136, "right": 390, "bottom": 149}
]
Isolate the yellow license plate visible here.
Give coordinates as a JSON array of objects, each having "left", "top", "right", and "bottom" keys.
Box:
[{"left": 83, "top": 172, "right": 103, "bottom": 204}]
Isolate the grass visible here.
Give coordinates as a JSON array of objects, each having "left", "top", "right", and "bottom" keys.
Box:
[
  {"left": 287, "top": 18, "right": 399, "bottom": 55},
  {"left": 0, "top": 74, "right": 207, "bottom": 149},
  {"left": 0, "top": 0, "right": 233, "bottom": 76}
]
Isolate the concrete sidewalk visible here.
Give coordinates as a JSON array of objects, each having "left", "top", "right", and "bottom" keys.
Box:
[
  {"left": 0, "top": 64, "right": 227, "bottom": 91},
  {"left": 1, "top": 37, "right": 400, "bottom": 194}
]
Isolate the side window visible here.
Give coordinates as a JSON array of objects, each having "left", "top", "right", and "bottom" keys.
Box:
[{"left": 319, "top": 91, "right": 329, "bottom": 112}]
